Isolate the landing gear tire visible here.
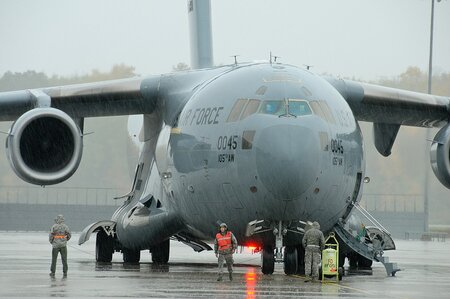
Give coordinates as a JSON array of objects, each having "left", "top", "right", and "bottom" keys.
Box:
[
  {"left": 151, "top": 239, "right": 170, "bottom": 264},
  {"left": 296, "top": 245, "right": 305, "bottom": 275},
  {"left": 357, "top": 255, "right": 373, "bottom": 268},
  {"left": 261, "top": 245, "right": 274, "bottom": 275},
  {"left": 123, "top": 248, "right": 140, "bottom": 263},
  {"left": 338, "top": 267, "right": 344, "bottom": 280},
  {"left": 96, "top": 229, "right": 114, "bottom": 262},
  {"left": 283, "top": 246, "right": 298, "bottom": 275},
  {"left": 349, "top": 254, "right": 358, "bottom": 268}
]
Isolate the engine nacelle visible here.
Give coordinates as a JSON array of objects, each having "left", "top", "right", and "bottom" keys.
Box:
[
  {"left": 430, "top": 124, "right": 450, "bottom": 189},
  {"left": 6, "top": 108, "right": 83, "bottom": 185}
]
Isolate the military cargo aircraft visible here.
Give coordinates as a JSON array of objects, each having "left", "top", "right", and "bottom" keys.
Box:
[{"left": 1, "top": 1, "right": 449, "bottom": 276}]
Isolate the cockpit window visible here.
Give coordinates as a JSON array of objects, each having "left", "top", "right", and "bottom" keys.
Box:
[
  {"left": 227, "top": 98, "right": 312, "bottom": 121},
  {"left": 227, "top": 99, "right": 247, "bottom": 122},
  {"left": 240, "top": 99, "right": 261, "bottom": 120},
  {"left": 227, "top": 99, "right": 262, "bottom": 122},
  {"left": 310, "top": 100, "right": 336, "bottom": 124},
  {"left": 260, "top": 100, "right": 284, "bottom": 115},
  {"left": 259, "top": 99, "right": 312, "bottom": 117}
]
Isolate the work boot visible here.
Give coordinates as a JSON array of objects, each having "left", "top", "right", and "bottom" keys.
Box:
[
  {"left": 229, "top": 272, "right": 233, "bottom": 281},
  {"left": 49, "top": 272, "right": 55, "bottom": 277},
  {"left": 63, "top": 273, "right": 67, "bottom": 278},
  {"left": 217, "top": 275, "right": 222, "bottom": 281}
]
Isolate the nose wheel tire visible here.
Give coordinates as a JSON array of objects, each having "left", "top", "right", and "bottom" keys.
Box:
[
  {"left": 283, "top": 246, "right": 298, "bottom": 275},
  {"left": 261, "top": 245, "right": 275, "bottom": 274}
]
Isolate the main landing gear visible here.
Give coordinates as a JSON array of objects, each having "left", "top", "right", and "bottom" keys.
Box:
[
  {"left": 121, "top": 239, "right": 170, "bottom": 264},
  {"left": 96, "top": 228, "right": 114, "bottom": 263},
  {"left": 151, "top": 239, "right": 170, "bottom": 264},
  {"left": 95, "top": 228, "right": 170, "bottom": 264}
]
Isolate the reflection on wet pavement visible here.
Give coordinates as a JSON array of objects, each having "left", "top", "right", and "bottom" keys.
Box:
[{"left": 245, "top": 267, "right": 257, "bottom": 299}]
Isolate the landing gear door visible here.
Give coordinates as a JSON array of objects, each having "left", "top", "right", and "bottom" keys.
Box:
[
  {"left": 133, "top": 162, "right": 145, "bottom": 191},
  {"left": 155, "top": 125, "right": 171, "bottom": 174},
  {"left": 121, "top": 162, "right": 144, "bottom": 201}
]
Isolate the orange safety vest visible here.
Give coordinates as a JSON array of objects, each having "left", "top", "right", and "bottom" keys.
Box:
[
  {"left": 216, "top": 231, "right": 233, "bottom": 251},
  {"left": 53, "top": 235, "right": 66, "bottom": 239}
]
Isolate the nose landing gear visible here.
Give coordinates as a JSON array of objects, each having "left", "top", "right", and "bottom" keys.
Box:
[{"left": 247, "top": 220, "right": 307, "bottom": 275}]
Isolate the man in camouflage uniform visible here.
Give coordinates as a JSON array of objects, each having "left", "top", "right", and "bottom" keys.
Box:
[
  {"left": 214, "top": 223, "right": 237, "bottom": 281},
  {"left": 49, "top": 214, "right": 71, "bottom": 277},
  {"left": 302, "top": 221, "right": 325, "bottom": 282}
]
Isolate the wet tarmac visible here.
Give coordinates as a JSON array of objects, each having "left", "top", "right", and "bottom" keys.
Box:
[{"left": 1, "top": 232, "right": 450, "bottom": 298}]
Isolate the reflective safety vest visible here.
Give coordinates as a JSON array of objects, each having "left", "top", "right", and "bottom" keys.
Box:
[
  {"left": 216, "top": 231, "right": 233, "bottom": 251},
  {"left": 53, "top": 234, "right": 66, "bottom": 239}
]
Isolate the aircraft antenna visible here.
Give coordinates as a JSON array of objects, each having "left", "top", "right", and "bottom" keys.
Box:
[
  {"left": 303, "top": 64, "right": 313, "bottom": 70},
  {"left": 231, "top": 55, "right": 240, "bottom": 65},
  {"left": 269, "top": 52, "right": 280, "bottom": 64}
]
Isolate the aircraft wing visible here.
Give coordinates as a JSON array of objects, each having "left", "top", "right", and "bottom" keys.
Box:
[
  {"left": 325, "top": 77, "right": 450, "bottom": 128},
  {"left": 0, "top": 76, "right": 160, "bottom": 121},
  {"left": 0, "top": 67, "right": 227, "bottom": 186}
]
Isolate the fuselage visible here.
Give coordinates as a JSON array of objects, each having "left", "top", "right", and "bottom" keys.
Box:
[{"left": 115, "top": 63, "right": 365, "bottom": 249}]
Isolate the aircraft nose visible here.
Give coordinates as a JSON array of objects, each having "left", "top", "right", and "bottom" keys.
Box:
[{"left": 255, "top": 125, "right": 319, "bottom": 200}]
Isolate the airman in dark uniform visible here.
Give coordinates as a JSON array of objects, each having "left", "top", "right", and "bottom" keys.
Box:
[
  {"left": 49, "top": 215, "right": 71, "bottom": 277},
  {"left": 302, "top": 221, "right": 325, "bottom": 281}
]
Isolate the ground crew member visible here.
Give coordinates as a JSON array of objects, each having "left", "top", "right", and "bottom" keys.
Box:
[
  {"left": 49, "top": 214, "right": 71, "bottom": 277},
  {"left": 214, "top": 223, "right": 237, "bottom": 281},
  {"left": 302, "top": 221, "right": 325, "bottom": 282}
]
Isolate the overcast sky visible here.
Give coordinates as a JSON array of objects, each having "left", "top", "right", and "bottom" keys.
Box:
[{"left": 0, "top": 0, "right": 449, "bottom": 81}]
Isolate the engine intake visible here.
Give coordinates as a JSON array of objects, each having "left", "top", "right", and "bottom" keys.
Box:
[
  {"left": 430, "top": 124, "right": 450, "bottom": 189},
  {"left": 6, "top": 108, "right": 83, "bottom": 185}
]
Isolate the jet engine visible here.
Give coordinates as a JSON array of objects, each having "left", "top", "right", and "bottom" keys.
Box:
[
  {"left": 6, "top": 108, "right": 83, "bottom": 185},
  {"left": 430, "top": 124, "right": 450, "bottom": 189}
]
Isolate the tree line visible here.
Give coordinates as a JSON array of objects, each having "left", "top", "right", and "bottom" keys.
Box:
[
  {"left": 1, "top": 64, "right": 449, "bottom": 95},
  {"left": 0, "top": 63, "right": 136, "bottom": 92}
]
